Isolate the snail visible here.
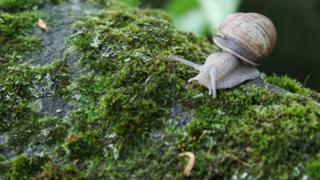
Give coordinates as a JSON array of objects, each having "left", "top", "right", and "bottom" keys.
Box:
[{"left": 169, "top": 13, "right": 277, "bottom": 98}]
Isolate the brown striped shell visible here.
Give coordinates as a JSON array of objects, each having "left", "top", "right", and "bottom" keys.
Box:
[{"left": 213, "top": 13, "right": 277, "bottom": 66}]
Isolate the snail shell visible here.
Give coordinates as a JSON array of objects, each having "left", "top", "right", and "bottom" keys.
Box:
[{"left": 213, "top": 13, "right": 277, "bottom": 66}]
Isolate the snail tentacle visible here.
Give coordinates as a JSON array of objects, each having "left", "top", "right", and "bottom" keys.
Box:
[
  {"left": 169, "top": 55, "right": 202, "bottom": 71},
  {"left": 209, "top": 67, "right": 217, "bottom": 98}
]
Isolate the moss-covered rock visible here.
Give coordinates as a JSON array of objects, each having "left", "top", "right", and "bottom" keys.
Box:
[
  {"left": 0, "top": 0, "right": 43, "bottom": 12},
  {"left": 1, "top": 0, "right": 320, "bottom": 179}
]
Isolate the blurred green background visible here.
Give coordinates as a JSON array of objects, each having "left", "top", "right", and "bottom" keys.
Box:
[{"left": 117, "top": 0, "right": 320, "bottom": 91}]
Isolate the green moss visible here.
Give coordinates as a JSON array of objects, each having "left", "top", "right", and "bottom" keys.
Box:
[
  {"left": 0, "top": 60, "right": 69, "bottom": 132},
  {"left": 306, "top": 155, "right": 320, "bottom": 178},
  {"left": 0, "top": 1, "right": 73, "bottom": 178},
  {"left": 1, "top": 0, "right": 320, "bottom": 179},
  {"left": 66, "top": 6, "right": 212, "bottom": 147},
  {"left": 182, "top": 85, "right": 320, "bottom": 178},
  {"left": 0, "top": 11, "right": 42, "bottom": 62},
  {"left": 0, "top": 11, "right": 39, "bottom": 41},
  {"left": 266, "top": 75, "right": 320, "bottom": 101},
  {"left": 80, "top": 0, "right": 111, "bottom": 7},
  {"left": 10, "top": 155, "right": 35, "bottom": 178},
  {"left": 5, "top": 155, "right": 51, "bottom": 179},
  {"left": 0, "top": 0, "right": 43, "bottom": 12},
  {"left": 266, "top": 75, "right": 310, "bottom": 95},
  {"left": 60, "top": 4, "right": 320, "bottom": 178},
  {"left": 49, "top": 0, "right": 64, "bottom": 5}
]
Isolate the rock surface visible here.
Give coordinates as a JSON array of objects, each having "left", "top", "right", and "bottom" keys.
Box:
[{"left": 0, "top": 0, "right": 320, "bottom": 179}]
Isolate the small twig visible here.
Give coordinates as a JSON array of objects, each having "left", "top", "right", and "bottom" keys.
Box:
[
  {"left": 144, "top": 76, "right": 151, "bottom": 85},
  {"left": 303, "top": 75, "right": 311, "bottom": 87},
  {"left": 227, "top": 154, "right": 250, "bottom": 167},
  {"left": 178, "top": 152, "right": 195, "bottom": 177},
  {"left": 263, "top": 79, "right": 270, "bottom": 91}
]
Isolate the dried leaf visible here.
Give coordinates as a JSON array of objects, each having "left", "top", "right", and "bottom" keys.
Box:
[{"left": 38, "top": 18, "right": 48, "bottom": 32}]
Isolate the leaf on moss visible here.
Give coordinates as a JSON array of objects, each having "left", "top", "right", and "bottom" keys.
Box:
[{"left": 38, "top": 18, "right": 48, "bottom": 32}]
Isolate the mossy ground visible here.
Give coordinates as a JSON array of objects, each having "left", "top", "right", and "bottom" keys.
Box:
[
  {"left": 0, "top": 0, "right": 43, "bottom": 12},
  {"left": 1, "top": 0, "right": 320, "bottom": 179}
]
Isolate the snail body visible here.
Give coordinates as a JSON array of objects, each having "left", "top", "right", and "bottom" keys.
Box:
[
  {"left": 169, "top": 12, "right": 277, "bottom": 98},
  {"left": 169, "top": 53, "right": 259, "bottom": 98}
]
